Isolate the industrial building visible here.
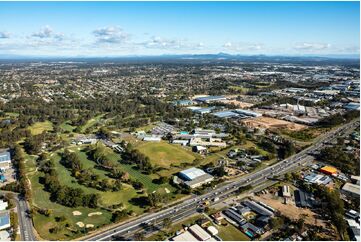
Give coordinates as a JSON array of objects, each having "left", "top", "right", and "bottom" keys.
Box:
[
  {"left": 194, "top": 96, "right": 227, "bottom": 103},
  {"left": 294, "top": 190, "right": 313, "bottom": 208},
  {"left": 188, "top": 224, "right": 212, "bottom": 241},
  {"left": 171, "top": 231, "right": 198, "bottom": 241},
  {"left": 341, "top": 183, "right": 360, "bottom": 198},
  {"left": 242, "top": 200, "right": 274, "bottom": 217},
  {"left": 178, "top": 167, "right": 214, "bottom": 189},
  {"left": 0, "top": 151, "right": 11, "bottom": 170},
  {"left": 319, "top": 166, "right": 338, "bottom": 176},
  {"left": 0, "top": 211, "right": 10, "bottom": 230},
  {"left": 304, "top": 173, "right": 332, "bottom": 185}
]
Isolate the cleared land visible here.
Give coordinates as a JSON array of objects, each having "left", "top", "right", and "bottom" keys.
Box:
[
  {"left": 251, "top": 193, "right": 327, "bottom": 227},
  {"left": 242, "top": 116, "right": 306, "bottom": 131},
  {"left": 217, "top": 99, "right": 254, "bottom": 108}
]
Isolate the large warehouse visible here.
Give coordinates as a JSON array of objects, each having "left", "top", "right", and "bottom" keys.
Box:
[{"left": 178, "top": 167, "right": 214, "bottom": 189}]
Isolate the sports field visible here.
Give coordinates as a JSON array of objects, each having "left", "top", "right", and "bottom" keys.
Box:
[{"left": 136, "top": 141, "right": 197, "bottom": 167}]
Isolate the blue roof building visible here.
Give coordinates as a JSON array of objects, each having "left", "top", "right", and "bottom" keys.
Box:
[
  {"left": 194, "top": 96, "right": 226, "bottom": 103},
  {"left": 0, "top": 151, "right": 11, "bottom": 170},
  {"left": 0, "top": 211, "right": 10, "bottom": 230}
]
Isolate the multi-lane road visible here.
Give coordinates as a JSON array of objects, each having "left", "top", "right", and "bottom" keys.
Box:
[
  {"left": 0, "top": 191, "right": 36, "bottom": 241},
  {"left": 84, "top": 119, "right": 359, "bottom": 241}
]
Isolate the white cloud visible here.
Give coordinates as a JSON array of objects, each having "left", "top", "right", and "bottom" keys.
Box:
[
  {"left": 0, "top": 32, "right": 10, "bottom": 39},
  {"left": 31, "top": 25, "right": 54, "bottom": 38},
  {"left": 92, "top": 26, "right": 129, "bottom": 44},
  {"left": 223, "top": 42, "right": 232, "bottom": 48},
  {"left": 294, "top": 42, "right": 331, "bottom": 51},
  {"left": 223, "top": 42, "right": 264, "bottom": 52}
]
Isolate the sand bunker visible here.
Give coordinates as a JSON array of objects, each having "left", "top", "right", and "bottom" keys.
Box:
[
  {"left": 86, "top": 224, "right": 94, "bottom": 228},
  {"left": 88, "top": 212, "right": 102, "bottom": 217},
  {"left": 76, "top": 222, "right": 84, "bottom": 228},
  {"left": 72, "top": 211, "right": 82, "bottom": 216}
]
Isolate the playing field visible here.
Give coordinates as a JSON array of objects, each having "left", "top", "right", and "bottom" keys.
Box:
[
  {"left": 136, "top": 141, "right": 197, "bottom": 167},
  {"left": 28, "top": 121, "right": 53, "bottom": 135}
]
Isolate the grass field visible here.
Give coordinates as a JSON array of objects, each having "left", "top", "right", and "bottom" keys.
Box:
[
  {"left": 80, "top": 114, "right": 104, "bottom": 133},
  {"left": 136, "top": 141, "right": 197, "bottom": 168},
  {"left": 24, "top": 143, "right": 185, "bottom": 240},
  {"left": 218, "top": 222, "right": 250, "bottom": 241},
  {"left": 24, "top": 151, "right": 112, "bottom": 240},
  {"left": 28, "top": 121, "right": 53, "bottom": 135},
  {"left": 59, "top": 121, "right": 76, "bottom": 132}
]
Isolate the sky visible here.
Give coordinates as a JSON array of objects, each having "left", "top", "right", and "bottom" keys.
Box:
[{"left": 0, "top": 1, "right": 359, "bottom": 57}]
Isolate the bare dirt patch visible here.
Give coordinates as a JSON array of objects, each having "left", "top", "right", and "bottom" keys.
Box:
[
  {"left": 243, "top": 117, "right": 306, "bottom": 131},
  {"left": 217, "top": 99, "right": 254, "bottom": 108},
  {"left": 251, "top": 193, "right": 326, "bottom": 227}
]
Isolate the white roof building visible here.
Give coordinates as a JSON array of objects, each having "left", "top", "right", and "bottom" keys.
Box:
[
  {"left": 188, "top": 224, "right": 212, "bottom": 241},
  {"left": 171, "top": 231, "right": 199, "bottom": 241},
  {"left": 0, "top": 200, "right": 8, "bottom": 211}
]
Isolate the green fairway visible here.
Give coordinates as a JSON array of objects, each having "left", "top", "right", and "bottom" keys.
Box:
[
  {"left": 28, "top": 121, "right": 53, "bottom": 135},
  {"left": 80, "top": 114, "right": 104, "bottom": 133},
  {"left": 136, "top": 141, "right": 197, "bottom": 167},
  {"left": 59, "top": 121, "right": 76, "bottom": 132}
]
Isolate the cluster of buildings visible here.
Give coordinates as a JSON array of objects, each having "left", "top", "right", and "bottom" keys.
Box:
[
  {"left": 220, "top": 199, "right": 275, "bottom": 239},
  {"left": 171, "top": 129, "right": 228, "bottom": 154},
  {"left": 0, "top": 199, "right": 10, "bottom": 241},
  {"left": 171, "top": 223, "right": 219, "bottom": 241}
]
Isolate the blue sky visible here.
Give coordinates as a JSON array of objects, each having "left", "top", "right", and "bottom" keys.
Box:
[{"left": 0, "top": 1, "right": 359, "bottom": 57}]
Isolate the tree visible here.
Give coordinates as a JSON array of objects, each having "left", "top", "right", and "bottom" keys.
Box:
[
  {"left": 270, "top": 217, "right": 284, "bottom": 230},
  {"left": 163, "top": 217, "right": 172, "bottom": 229}
]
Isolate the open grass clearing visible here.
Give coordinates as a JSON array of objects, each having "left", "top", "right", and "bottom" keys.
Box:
[
  {"left": 218, "top": 222, "right": 250, "bottom": 241},
  {"left": 28, "top": 121, "right": 53, "bottom": 135},
  {"left": 136, "top": 141, "right": 198, "bottom": 168}
]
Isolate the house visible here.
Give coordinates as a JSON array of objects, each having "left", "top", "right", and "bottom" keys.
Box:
[
  {"left": 211, "top": 212, "right": 224, "bottom": 224},
  {"left": 0, "top": 151, "right": 11, "bottom": 170}
]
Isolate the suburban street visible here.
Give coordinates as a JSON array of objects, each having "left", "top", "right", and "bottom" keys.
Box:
[{"left": 84, "top": 119, "right": 359, "bottom": 241}]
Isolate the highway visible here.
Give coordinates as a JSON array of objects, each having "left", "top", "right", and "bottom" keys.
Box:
[
  {"left": 0, "top": 191, "right": 36, "bottom": 241},
  {"left": 84, "top": 119, "right": 359, "bottom": 241}
]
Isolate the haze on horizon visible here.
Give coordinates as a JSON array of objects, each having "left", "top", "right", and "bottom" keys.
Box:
[{"left": 0, "top": 1, "right": 359, "bottom": 57}]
